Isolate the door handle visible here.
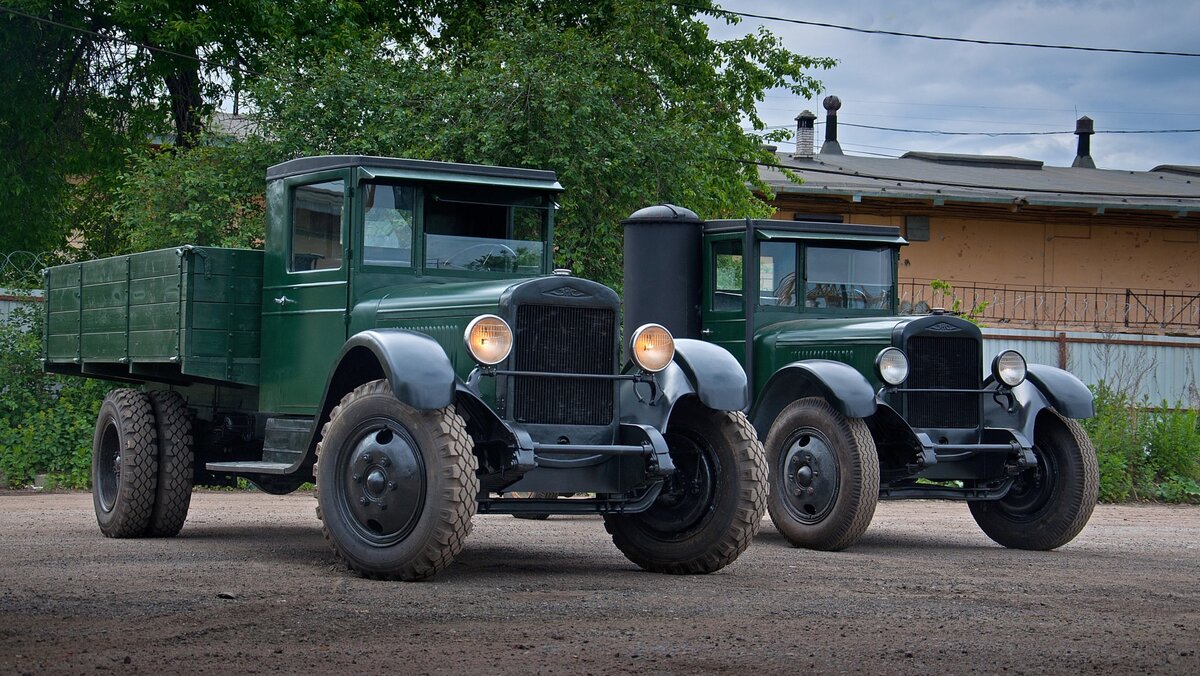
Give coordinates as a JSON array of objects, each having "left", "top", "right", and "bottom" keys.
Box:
[
  {"left": 700, "top": 328, "right": 713, "bottom": 337},
  {"left": 274, "top": 295, "right": 296, "bottom": 305}
]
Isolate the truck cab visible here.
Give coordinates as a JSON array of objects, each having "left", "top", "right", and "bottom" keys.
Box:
[
  {"left": 44, "top": 157, "right": 767, "bottom": 580},
  {"left": 623, "top": 205, "right": 1099, "bottom": 552}
]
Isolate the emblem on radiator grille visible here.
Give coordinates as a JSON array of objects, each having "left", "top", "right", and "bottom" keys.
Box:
[
  {"left": 926, "top": 321, "right": 961, "bottom": 332},
  {"left": 543, "top": 286, "right": 589, "bottom": 298}
]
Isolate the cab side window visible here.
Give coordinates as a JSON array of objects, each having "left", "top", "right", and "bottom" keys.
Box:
[
  {"left": 711, "top": 239, "right": 744, "bottom": 312},
  {"left": 290, "top": 180, "right": 344, "bottom": 272},
  {"left": 759, "top": 241, "right": 797, "bottom": 307},
  {"left": 362, "top": 182, "right": 414, "bottom": 267}
]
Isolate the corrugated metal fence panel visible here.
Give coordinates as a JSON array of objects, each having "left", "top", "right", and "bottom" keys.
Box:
[
  {"left": 983, "top": 328, "right": 1200, "bottom": 407},
  {"left": 0, "top": 288, "right": 42, "bottom": 325}
]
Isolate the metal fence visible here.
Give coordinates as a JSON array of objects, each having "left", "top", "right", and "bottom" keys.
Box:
[
  {"left": 0, "top": 251, "right": 59, "bottom": 289},
  {"left": 901, "top": 279, "right": 1200, "bottom": 335},
  {"left": 983, "top": 328, "right": 1200, "bottom": 408}
]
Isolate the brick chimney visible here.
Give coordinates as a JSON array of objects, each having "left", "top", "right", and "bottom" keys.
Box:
[
  {"left": 1072, "top": 116, "right": 1096, "bottom": 168},
  {"left": 820, "top": 96, "right": 843, "bottom": 155},
  {"left": 794, "top": 110, "right": 817, "bottom": 159}
]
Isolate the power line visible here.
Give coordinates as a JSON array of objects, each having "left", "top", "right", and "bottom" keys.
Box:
[
  {"left": 746, "top": 123, "right": 1200, "bottom": 137},
  {"left": 0, "top": 5, "right": 261, "bottom": 77},
  {"left": 685, "top": 3, "right": 1200, "bottom": 57}
]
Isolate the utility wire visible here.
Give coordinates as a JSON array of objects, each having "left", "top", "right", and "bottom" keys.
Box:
[
  {"left": 746, "top": 123, "right": 1200, "bottom": 136},
  {"left": 684, "top": 3, "right": 1200, "bottom": 57},
  {"left": 0, "top": 5, "right": 262, "bottom": 77}
]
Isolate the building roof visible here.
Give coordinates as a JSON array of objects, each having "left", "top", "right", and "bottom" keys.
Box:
[{"left": 761, "top": 150, "right": 1200, "bottom": 216}]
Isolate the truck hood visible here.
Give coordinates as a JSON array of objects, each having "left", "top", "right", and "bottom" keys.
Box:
[
  {"left": 370, "top": 278, "right": 520, "bottom": 321},
  {"left": 759, "top": 316, "right": 909, "bottom": 348}
]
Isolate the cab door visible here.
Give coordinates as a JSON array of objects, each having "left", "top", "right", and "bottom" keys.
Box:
[
  {"left": 259, "top": 173, "right": 351, "bottom": 415},
  {"left": 701, "top": 234, "right": 748, "bottom": 366}
]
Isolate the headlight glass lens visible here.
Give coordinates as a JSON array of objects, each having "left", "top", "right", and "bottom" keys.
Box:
[
  {"left": 993, "top": 350, "right": 1027, "bottom": 387},
  {"left": 630, "top": 324, "right": 675, "bottom": 373},
  {"left": 875, "top": 347, "right": 909, "bottom": 385},
  {"left": 464, "top": 315, "right": 512, "bottom": 365}
]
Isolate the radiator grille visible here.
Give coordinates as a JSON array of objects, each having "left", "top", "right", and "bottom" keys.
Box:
[
  {"left": 903, "top": 335, "right": 981, "bottom": 429},
  {"left": 513, "top": 304, "right": 615, "bottom": 425}
]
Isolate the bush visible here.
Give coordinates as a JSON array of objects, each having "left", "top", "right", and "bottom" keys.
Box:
[
  {"left": 0, "top": 302, "right": 111, "bottom": 489},
  {"left": 1082, "top": 382, "right": 1200, "bottom": 504}
]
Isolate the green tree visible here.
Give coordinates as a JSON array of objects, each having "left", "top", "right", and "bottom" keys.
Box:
[
  {"left": 251, "top": 0, "right": 834, "bottom": 285},
  {"left": 0, "top": 1, "right": 416, "bottom": 254}
]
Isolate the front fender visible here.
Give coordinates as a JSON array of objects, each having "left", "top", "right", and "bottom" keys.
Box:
[
  {"left": 331, "top": 329, "right": 456, "bottom": 410},
  {"left": 671, "top": 338, "right": 749, "bottom": 411},
  {"left": 619, "top": 339, "right": 749, "bottom": 431},
  {"left": 1025, "top": 364, "right": 1094, "bottom": 419},
  {"left": 749, "top": 360, "right": 877, "bottom": 438}
]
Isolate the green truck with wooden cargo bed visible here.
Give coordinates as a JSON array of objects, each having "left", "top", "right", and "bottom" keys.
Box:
[
  {"left": 622, "top": 205, "right": 1099, "bottom": 552},
  {"left": 43, "top": 156, "right": 766, "bottom": 580}
]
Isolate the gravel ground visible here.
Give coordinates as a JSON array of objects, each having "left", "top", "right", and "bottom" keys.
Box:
[{"left": 0, "top": 491, "right": 1197, "bottom": 674}]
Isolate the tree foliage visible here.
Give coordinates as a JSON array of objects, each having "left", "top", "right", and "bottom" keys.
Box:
[{"left": 249, "top": 0, "right": 834, "bottom": 285}]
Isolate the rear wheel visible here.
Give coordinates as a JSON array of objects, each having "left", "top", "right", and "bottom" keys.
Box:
[
  {"left": 508, "top": 492, "right": 553, "bottom": 520},
  {"left": 765, "top": 397, "right": 879, "bottom": 551},
  {"left": 969, "top": 411, "right": 1098, "bottom": 550},
  {"left": 315, "top": 380, "right": 478, "bottom": 580},
  {"left": 145, "top": 390, "right": 194, "bottom": 537},
  {"left": 92, "top": 389, "right": 158, "bottom": 538},
  {"left": 605, "top": 399, "right": 766, "bottom": 574}
]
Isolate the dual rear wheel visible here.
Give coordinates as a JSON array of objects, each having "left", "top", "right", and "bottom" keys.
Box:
[{"left": 92, "top": 389, "right": 194, "bottom": 538}]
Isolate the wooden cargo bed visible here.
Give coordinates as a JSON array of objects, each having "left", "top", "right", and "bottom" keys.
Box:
[{"left": 43, "top": 246, "right": 263, "bottom": 387}]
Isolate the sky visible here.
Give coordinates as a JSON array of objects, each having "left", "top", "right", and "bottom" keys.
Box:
[{"left": 703, "top": 0, "right": 1200, "bottom": 171}]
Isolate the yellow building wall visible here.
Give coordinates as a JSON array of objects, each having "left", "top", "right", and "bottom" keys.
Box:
[{"left": 773, "top": 207, "right": 1200, "bottom": 291}]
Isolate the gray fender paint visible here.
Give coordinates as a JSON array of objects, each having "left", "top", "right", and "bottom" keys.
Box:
[
  {"left": 619, "top": 340, "right": 749, "bottom": 432},
  {"left": 672, "top": 338, "right": 750, "bottom": 412},
  {"left": 749, "top": 360, "right": 877, "bottom": 438},
  {"left": 1025, "top": 364, "right": 1095, "bottom": 419},
  {"left": 333, "top": 329, "right": 456, "bottom": 410},
  {"left": 620, "top": 361, "right": 696, "bottom": 432}
]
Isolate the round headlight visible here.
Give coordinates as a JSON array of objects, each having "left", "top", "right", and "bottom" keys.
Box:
[
  {"left": 992, "top": 350, "right": 1027, "bottom": 387},
  {"left": 630, "top": 324, "right": 675, "bottom": 373},
  {"left": 464, "top": 315, "right": 512, "bottom": 365},
  {"left": 875, "top": 347, "right": 909, "bottom": 386}
]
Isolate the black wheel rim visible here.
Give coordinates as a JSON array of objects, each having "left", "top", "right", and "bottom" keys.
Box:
[
  {"left": 334, "top": 417, "right": 426, "bottom": 547},
  {"left": 637, "top": 430, "right": 719, "bottom": 539},
  {"left": 778, "top": 427, "right": 840, "bottom": 524},
  {"left": 97, "top": 420, "right": 121, "bottom": 512},
  {"left": 998, "top": 443, "right": 1058, "bottom": 519}
]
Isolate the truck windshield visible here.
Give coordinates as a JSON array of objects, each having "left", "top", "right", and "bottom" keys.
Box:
[
  {"left": 423, "top": 185, "right": 549, "bottom": 275},
  {"left": 804, "top": 246, "right": 893, "bottom": 310},
  {"left": 757, "top": 241, "right": 894, "bottom": 311}
]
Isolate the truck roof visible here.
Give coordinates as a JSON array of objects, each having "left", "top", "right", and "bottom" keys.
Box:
[
  {"left": 266, "top": 155, "right": 563, "bottom": 190},
  {"left": 704, "top": 219, "right": 907, "bottom": 245}
]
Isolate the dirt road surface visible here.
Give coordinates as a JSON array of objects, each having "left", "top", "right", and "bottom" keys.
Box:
[{"left": 0, "top": 491, "right": 1197, "bottom": 674}]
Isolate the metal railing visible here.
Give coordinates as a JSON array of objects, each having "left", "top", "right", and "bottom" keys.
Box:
[{"left": 899, "top": 279, "right": 1200, "bottom": 335}]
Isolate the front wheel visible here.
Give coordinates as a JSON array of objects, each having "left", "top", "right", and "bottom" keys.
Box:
[
  {"left": 314, "top": 380, "right": 478, "bottom": 580},
  {"left": 765, "top": 397, "right": 879, "bottom": 551},
  {"left": 969, "top": 411, "right": 1098, "bottom": 550},
  {"left": 604, "top": 399, "right": 766, "bottom": 574}
]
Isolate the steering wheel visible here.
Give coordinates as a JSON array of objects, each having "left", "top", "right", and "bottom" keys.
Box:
[{"left": 442, "top": 243, "right": 519, "bottom": 271}]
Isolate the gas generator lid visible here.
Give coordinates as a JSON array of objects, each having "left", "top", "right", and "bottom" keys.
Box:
[{"left": 621, "top": 204, "right": 702, "bottom": 225}]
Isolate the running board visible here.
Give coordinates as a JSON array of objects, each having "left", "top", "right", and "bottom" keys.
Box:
[{"left": 206, "top": 461, "right": 294, "bottom": 475}]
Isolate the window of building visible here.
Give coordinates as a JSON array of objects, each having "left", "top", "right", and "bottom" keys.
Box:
[{"left": 905, "top": 215, "right": 930, "bottom": 241}]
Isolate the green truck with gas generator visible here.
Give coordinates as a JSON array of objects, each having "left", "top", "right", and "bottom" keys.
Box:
[
  {"left": 622, "top": 205, "right": 1099, "bottom": 552},
  {"left": 42, "top": 156, "right": 767, "bottom": 580}
]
